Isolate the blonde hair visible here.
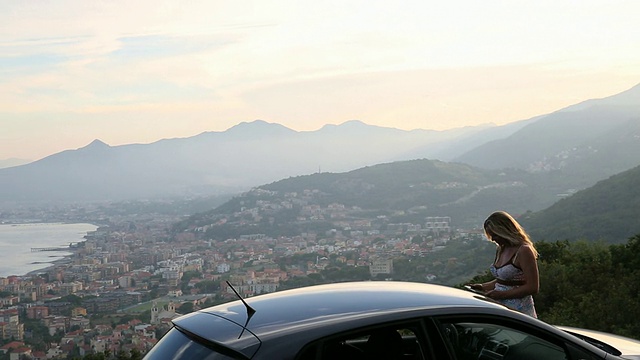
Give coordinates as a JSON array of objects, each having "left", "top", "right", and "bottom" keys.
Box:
[{"left": 484, "top": 211, "right": 538, "bottom": 258}]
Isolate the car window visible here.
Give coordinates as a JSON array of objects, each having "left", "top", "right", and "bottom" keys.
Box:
[
  {"left": 297, "top": 323, "right": 427, "bottom": 360},
  {"left": 142, "top": 327, "right": 240, "bottom": 360},
  {"left": 435, "top": 319, "right": 569, "bottom": 360}
]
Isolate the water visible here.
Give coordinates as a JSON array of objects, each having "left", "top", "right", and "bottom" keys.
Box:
[{"left": 0, "top": 223, "right": 98, "bottom": 277}]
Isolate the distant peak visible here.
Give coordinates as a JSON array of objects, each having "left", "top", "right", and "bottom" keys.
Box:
[
  {"left": 225, "top": 120, "right": 296, "bottom": 136},
  {"left": 318, "top": 120, "right": 407, "bottom": 135},
  {"left": 339, "top": 120, "right": 368, "bottom": 127},
  {"left": 83, "top": 139, "right": 110, "bottom": 149},
  {"left": 228, "top": 119, "right": 268, "bottom": 129},
  {"left": 620, "top": 82, "right": 640, "bottom": 96},
  {"left": 321, "top": 120, "right": 367, "bottom": 130}
]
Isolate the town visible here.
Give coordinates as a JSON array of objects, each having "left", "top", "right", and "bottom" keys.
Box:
[{"left": 0, "top": 188, "right": 492, "bottom": 360}]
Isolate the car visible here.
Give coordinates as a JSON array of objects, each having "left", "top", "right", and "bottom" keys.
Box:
[{"left": 142, "top": 281, "right": 640, "bottom": 360}]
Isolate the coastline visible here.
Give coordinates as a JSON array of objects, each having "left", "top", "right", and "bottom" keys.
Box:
[
  {"left": 24, "top": 250, "right": 77, "bottom": 277},
  {"left": 0, "top": 222, "right": 97, "bottom": 278}
]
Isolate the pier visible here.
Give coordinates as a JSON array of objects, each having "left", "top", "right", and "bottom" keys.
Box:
[
  {"left": 31, "top": 247, "right": 71, "bottom": 252},
  {"left": 31, "top": 242, "right": 79, "bottom": 252}
]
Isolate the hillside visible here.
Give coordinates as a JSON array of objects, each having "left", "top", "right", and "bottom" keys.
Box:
[
  {"left": 454, "top": 83, "right": 640, "bottom": 190},
  {"left": 176, "top": 158, "right": 583, "bottom": 236},
  {"left": 0, "top": 158, "right": 31, "bottom": 169},
  {"left": 521, "top": 164, "right": 640, "bottom": 243}
]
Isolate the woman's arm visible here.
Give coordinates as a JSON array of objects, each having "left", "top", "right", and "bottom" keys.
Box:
[
  {"left": 486, "top": 245, "right": 539, "bottom": 300},
  {"left": 469, "top": 279, "right": 496, "bottom": 292},
  {"left": 468, "top": 248, "right": 499, "bottom": 292}
]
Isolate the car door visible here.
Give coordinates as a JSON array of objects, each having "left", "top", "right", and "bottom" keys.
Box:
[
  {"left": 428, "top": 315, "right": 608, "bottom": 360},
  {"left": 296, "top": 320, "right": 431, "bottom": 360}
]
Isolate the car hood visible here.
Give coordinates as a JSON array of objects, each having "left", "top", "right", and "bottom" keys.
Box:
[{"left": 557, "top": 326, "right": 640, "bottom": 359}]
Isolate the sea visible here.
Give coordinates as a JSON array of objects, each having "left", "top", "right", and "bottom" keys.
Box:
[{"left": 0, "top": 222, "right": 98, "bottom": 278}]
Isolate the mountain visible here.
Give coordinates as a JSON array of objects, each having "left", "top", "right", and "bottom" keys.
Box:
[
  {"left": 520, "top": 163, "right": 640, "bottom": 244},
  {"left": 0, "top": 158, "right": 31, "bottom": 169},
  {"left": 454, "top": 83, "right": 640, "bottom": 190},
  {"left": 2, "top": 83, "right": 639, "bottom": 204},
  {"left": 0, "top": 139, "right": 209, "bottom": 202},
  {"left": 0, "top": 120, "right": 497, "bottom": 203},
  {"left": 404, "top": 116, "right": 542, "bottom": 161}
]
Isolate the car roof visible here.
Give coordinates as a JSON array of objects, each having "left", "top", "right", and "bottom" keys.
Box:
[
  {"left": 172, "top": 281, "right": 508, "bottom": 358},
  {"left": 204, "top": 281, "right": 504, "bottom": 326}
]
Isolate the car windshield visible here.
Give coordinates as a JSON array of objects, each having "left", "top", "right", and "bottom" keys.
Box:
[
  {"left": 143, "top": 327, "right": 241, "bottom": 360},
  {"left": 561, "top": 330, "right": 622, "bottom": 356}
]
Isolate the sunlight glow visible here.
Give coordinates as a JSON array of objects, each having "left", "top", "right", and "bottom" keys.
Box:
[{"left": 1, "top": 0, "right": 639, "bottom": 160}]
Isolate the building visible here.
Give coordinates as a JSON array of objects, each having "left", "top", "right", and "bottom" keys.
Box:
[
  {"left": 0, "top": 296, "right": 19, "bottom": 307},
  {"left": 46, "top": 302, "right": 72, "bottom": 316},
  {"left": 70, "top": 316, "right": 90, "bottom": 330},
  {"left": 0, "top": 309, "right": 19, "bottom": 323},
  {"left": 0, "top": 321, "right": 24, "bottom": 341},
  {"left": 118, "top": 275, "right": 134, "bottom": 288},
  {"left": 369, "top": 259, "right": 394, "bottom": 277},
  {"left": 71, "top": 307, "right": 87, "bottom": 317},
  {"left": 424, "top": 217, "right": 451, "bottom": 234},
  {"left": 0, "top": 341, "right": 24, "bottom": 355},
  {"left": 42, "top": 316, "right": 68, "bottom": 336},
  {"left": 26, "top": 306, "right": 49, "bottom": 320},
  {"left": 59, "top": 281, "right": 83, "bottom": 295},
  {"left": 150, "top": 301, "right": 181, "bottom": 325},
  {"left": 82, "top": 298, "right": 119, "bottom": 314},
  {"left": 8, "top": 346, "right": 31, "bottom": 360}
]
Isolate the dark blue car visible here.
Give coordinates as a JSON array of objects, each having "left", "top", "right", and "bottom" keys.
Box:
[{"left": 143, "top": 281, "right": 640, "bottom": 359}]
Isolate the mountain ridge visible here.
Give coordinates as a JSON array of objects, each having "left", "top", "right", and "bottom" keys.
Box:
[
  {"left": 0, "top": 158, "right": 32, "bottom": 169},
  {"left": 0, "top": 120, "right": 497, "bottom": 203},
  {"left": 453, "top": 82, "right": 640, "bottom": 181},
  {"left": 1, "top": 82, "right": 639, "bottom": 204}
]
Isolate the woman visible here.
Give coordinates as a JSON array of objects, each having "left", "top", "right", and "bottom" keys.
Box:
[{"left": 469, "top": 211, "right": 539, "bottom": 317}]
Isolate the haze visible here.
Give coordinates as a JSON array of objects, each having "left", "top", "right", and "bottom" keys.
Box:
[{"left": 2, "top": 0, "right": 639, "bottom": 161}]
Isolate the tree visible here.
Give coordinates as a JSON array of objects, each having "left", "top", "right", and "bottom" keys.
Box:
[
  {"left": 466, "top": 236, "right": 640, "bottom": 340},
  {"left": 177, "top": 302, "right": 194, "bottom": 314},
  {"left": 130, "top": 349, "right": 142, "bottom": 360},
  {"left": 194, "top": 280, "right": 218, "bottom": 293}
]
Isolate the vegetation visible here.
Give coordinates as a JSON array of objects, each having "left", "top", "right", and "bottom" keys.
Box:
[
  {"left": 274, "top": 233, "right": 640, "bottom": 341},
  {"left": 277, "top": 238, "right": 496, "bottom": 289},
  {"left": 466, "top": 234, "right": 640, "bottom": 340},
  {"left": 74, "top": 349, "right": 142, "bottom": 360},
  {"left": 173, "top": 158, "right": 581, "bottom": 232},
  {"left": 522, "top": 164, "right": 640, "bottom": 243}
]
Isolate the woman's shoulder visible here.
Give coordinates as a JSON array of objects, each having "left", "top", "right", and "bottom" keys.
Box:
[{"left": 517, "top": 244, "right": 537, "bottom": 260}]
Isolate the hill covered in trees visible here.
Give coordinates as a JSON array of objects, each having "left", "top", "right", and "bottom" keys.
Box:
[
  {"left": 521, "top": 164, "right": 640, "bottom": 243},
  {"left": 176, "top": 158, "right": 587, "bottom": 235}
]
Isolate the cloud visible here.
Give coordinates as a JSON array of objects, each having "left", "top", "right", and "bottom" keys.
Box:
[
  {"left": 1, "top": 0, "right": 640, "bottom": 160},
  {"left": 109, "top": 33, "right": 239, "bottom": 61}
]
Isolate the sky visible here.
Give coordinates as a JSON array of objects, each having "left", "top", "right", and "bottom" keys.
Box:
[{"left": 1, "top": 1, "right": 640, "bottom": 161}]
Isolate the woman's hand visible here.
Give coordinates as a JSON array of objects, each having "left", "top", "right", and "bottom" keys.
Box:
[
  {"left": 485, "top": 290, "right": 505, "bottom": 299},
  {"left": 467, "top": 280, "right": 496, "bottom": 293},
  {"left": 468, "top": 284, "right": 484, "bottom": 291}
]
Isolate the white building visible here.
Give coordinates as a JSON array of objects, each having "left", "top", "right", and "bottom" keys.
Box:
[
  {"left": 370, "top": 259, "right": 394, "bottom": 277},
  {"left": 424, "top": 217, "right": 451, "bottom": 233}
]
